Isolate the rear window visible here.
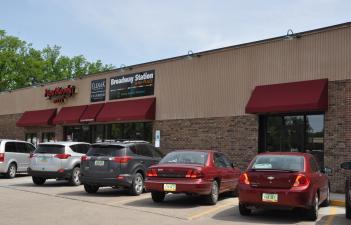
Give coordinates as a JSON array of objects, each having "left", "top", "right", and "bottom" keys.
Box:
[
  {"left": 87, "top": 145, "right": 125, "bottom": 157},
  {"left": 35, "top": 145, "right": 65, "bottom": 154},
  {"left": 160, "top": 151, "right": 208, "bottom": 165},
  {"left": 250, "top": 155, "right": 305, "bottom": 172}
]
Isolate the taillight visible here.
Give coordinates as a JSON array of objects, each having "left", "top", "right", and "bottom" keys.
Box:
[
  {"left": 0, "top": 153, "right": 4, "bottom": 162},
  {"left": 146, "top": 168, "right": 158, "bottom": 177},
  {"left": 81, "top": 155, "right": 89, "bottom": 161},
  {"left": 293, "top": 174, "right": 310, "bottom": 188},
  {"left": 113, "top": 156, "right": 132, "bottom": 164},
  {"left": 185, "top": 169, "right": 204, "bottom": 179},
  {"left": 239, "top": 172, "right": 250, "bottom": 185},
  {"left": 55, "top": 154, "right": 71, "bottom": 159}
]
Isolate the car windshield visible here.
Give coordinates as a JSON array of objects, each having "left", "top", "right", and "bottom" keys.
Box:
[
  {"left": 87, "top": 145, "right": 125, "bottom": 157},
  {"left": 250, "top": 155, "right": 305, "bottom": 172},
  {"left": 35, "top": 145, "right": 65, "bottom": 154},
  {"left": 159, "top": 151, "right": 208, "bottom": 165}
]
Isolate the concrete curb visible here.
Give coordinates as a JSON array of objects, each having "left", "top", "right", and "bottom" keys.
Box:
[{"left": 330, "top": 200, "right": 345, "bottom": 207}]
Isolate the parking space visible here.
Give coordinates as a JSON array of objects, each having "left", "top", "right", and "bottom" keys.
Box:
[{"left": 0, "top": 176, "right": 349, "bottom": 225}]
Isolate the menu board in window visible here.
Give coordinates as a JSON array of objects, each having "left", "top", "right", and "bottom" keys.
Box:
[{"left": 109, "top": 70, "right": 155, "bottom": 100}]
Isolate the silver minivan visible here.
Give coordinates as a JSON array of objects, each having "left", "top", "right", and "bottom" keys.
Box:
[
  {"left": 0, "top": 139, "right": 36, "bottom": 178},
  {"left": 28, "top": 142, "right": 90, "bottom": 186}
]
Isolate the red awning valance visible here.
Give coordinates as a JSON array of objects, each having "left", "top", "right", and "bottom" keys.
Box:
[
  {"left": 245, "top": 79, "right": 328, "bottom": 114},
  {"left": 16, "top": 109, "right": 57, "bottom": 127},
  {"left": 80, "top": 103, "right": 105, "bottom": 123},
  {"left": 96, "top": 98, "right": 156, "bottom": 122},
  {"left": 53, "top": 105, "right": 87, "bottom": 125}
]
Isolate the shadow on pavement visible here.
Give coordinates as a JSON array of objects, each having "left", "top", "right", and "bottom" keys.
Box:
[
  {"left": 59, "top": 187, "right": 136, "bottom": 197},
  {"left": 10, "top": 179, "right": 73, "bottom": 187}
]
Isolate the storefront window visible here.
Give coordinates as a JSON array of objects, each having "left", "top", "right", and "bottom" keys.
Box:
[
  {"left": 42, "top": 132, "right": 55, "bottom": 142},
  {"left": 259, "top": 114, "right": 324, "bottom": 167},
  {"left": 25, "top": 133, "right": 38, "bottom": 146}
]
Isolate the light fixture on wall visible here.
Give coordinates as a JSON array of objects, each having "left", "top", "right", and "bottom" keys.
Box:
[
  {"left": 285, "top": 29, "right": 301, "bottom": 40},
  {"left": 186, "top": 50, "right": 201, "bottom": 60}
]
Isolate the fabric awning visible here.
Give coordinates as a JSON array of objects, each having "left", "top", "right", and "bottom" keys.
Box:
[
  {"left": 53, "top": 105, "right": 87, "bottom": 125},
  {"left": 80, "top": 103, "right": 105, "bottom": 123},
  {"left": 245, "top": 79, "right": 328, "bottom": 114},
  {"left": 96, "top": 97, "right": 156, "bottom": 122},
  {"left": 16, "top": 108, "right": 57, "bottom": 127}
]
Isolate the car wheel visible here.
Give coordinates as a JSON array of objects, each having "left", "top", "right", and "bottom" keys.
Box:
[
  {"left": 239, "top": 203, "right": 251, "bottom": 216},
  {"left": 129, "top": 173, "right": 144, "bottom": 196},
  {"left": 32, "top": 176, "right": 46, "bottom": 185},
  {"left": 84, "top": 184, "right": 99, "bottom": 194},
  {"left": 205, "top": 180, "right": 219, "bottom": 205},
  {"left": 69, "top": 167, "right": 81, "bottom": 186},
  {"left": 6, "top": 163, "right": 16, "bottom": 179},
  {"left": 306, "top": 193, "right": 319, "bottom": 221},
  {"left": 151, "top": 191, "right": 166, "bottom": 203},
  {"left": 321, "top": 186, "right": 330, "bottom": 207}
]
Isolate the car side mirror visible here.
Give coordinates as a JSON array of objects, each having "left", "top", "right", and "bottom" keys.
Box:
[
  {"left": 341, "top": 162, "right": 351, "bottom": 170},
  {"left": 321, "top": 167, "right": 333, "bottom": 176}
]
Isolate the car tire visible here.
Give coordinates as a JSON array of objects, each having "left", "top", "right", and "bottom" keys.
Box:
[
  {"left": 69, "top": 167, "right": 81, "bottom": 186},
  {"left": 205, "top": 180, "right": 219, "bottom": 205},
  {"left": 321, "top": 186, "right": 330, "bottom": 207},
  {"left": 239, "top": 203, "right": 251, "bottom": 216},
  {"left": 6, "top": 163, "right": 16, "bottom": 179},
  {"left": 306, "top": 193, "right": 319, "bottom": 221},
  {"left": 84, "top": 184, "right": 99, "bottom": 194},
  {"left": 32, "top": 176, "right": 46, "bottom": 185},
  {"left": 151, "top": 191, "right": 166, "bottom": 203},
  {"left": 129, "top": 173, "right": 144, "bottom": 196}
]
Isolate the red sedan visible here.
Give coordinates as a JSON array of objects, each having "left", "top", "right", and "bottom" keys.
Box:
[
  {"left": 145, "top": 150, "right": 241, "bottom": 205},
  {"left": 238, "top": 152, "right": 330, "bottom": 221}
]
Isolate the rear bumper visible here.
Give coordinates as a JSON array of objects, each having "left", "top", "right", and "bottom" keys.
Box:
[
  {"left": 0, "top": 162, "right": 8, "bottom": 173},
  {"left": 80, "top": 174, "right": 133, "bottom": 187},
  {"left": 145, "top": 178, "right": 212, "bottom": 195},
  {"left": 238, "top": 184, "right": 314, "bottom": 209},
  {"left": 28, "top": 168, "right": 72, "bottom": 179}
]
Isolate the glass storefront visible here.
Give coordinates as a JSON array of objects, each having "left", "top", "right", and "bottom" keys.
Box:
[
  {"left": 259, "top": 114, "right": 324, "bottom": 167},
  {"left": 64, "top": 122, "right": 152, "bottom": 143}
]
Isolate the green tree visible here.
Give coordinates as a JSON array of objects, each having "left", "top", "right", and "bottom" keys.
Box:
[{"left": 0, "top": 29, "right": 115, "bottom": 91}]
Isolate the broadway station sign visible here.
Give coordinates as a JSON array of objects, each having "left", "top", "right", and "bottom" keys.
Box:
[{"left": 109, "top": 70, "right": 155, "bottom": 100}]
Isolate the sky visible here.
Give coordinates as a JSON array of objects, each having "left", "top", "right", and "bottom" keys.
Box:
[{"left": 1, "top": 0, "right": 351, "bottom": 67}]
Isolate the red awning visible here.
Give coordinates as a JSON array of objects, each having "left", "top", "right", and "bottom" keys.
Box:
[
  {"left": 245, "top": 79, "right": 328, "bottom": 114},
  {"left": 16, "top": 109, "right": 57, "bottom": 127},
  {"left": 53, "top": 105, "right": 88, "bottom": 125},
  {"left": 96, "top": 98, "right": 156, "bottom": 122},
  {"left": 80, "top": 103, "right": 105, "bottom": 123}
]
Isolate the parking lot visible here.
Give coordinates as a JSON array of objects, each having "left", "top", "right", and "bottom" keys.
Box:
[{"left": 0, "top": 176, "right": 348, "bottom": 225}]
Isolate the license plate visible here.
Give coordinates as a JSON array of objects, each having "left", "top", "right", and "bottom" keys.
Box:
[
  {"left": 94, "top": 160, "right": 105, "bottom": 166},
  {"left": 262, "top": 193, "right": 278, "bottom": 202},
  {"left": 163, "top": 184, "right": 176, "bottom": 192}
]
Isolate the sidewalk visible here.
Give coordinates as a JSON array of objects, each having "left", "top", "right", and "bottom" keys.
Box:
[{"left": 330, "top": 193, "right": 345, "bottom": 207}]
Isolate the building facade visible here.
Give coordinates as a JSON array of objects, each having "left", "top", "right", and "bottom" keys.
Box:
[{"left": 0, "top": 23, "right": 351, "bottom": 192}]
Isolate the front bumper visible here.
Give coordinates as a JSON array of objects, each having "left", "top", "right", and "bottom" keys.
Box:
[
  {"left": 145, "top": 178, "right": 212, "bottom": 195},
  {"left": 80, "top": 174, "right": 133, "bottom": 187},
  {"left": 28, "top": 168, "right": 72, "bottom": 179},
  {"left": 238, "top": 184, "right": 314, "bottom": 209}
]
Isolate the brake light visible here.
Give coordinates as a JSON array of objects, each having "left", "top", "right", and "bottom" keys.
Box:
[
  {"left": 146, "top": 168, "right": 158, "bottom": 177},
  {"left": 185, "top": 169, "right": 204, "bottom": 179},
  {"left": 239, "top": 172, "right": 250, "bottom": 185},
  {"left": 113, "top": 156, "right": 132, "bottom": 164},
  {"left": 55, "top": 154, "right": 71, "bottom": 159},
  {"left": 81, "top": 155, "right": 89, "bottom": 161},
  {"left": 293, "top": 174, "right": 310, "bottom": 187},
  {"left": 0, "top": 153, "right": 4, "bottom": 162}
]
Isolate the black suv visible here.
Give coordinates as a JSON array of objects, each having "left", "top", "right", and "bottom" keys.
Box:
[
  {"left": 80, "top": 141, "right": 163, "bottom": 195},
  {"left": 341, "top": 161, "right": 351, "bottom": 219}
]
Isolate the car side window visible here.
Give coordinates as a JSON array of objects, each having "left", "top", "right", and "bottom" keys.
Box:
[
  {"left": 70, "top": 144, "right": 79, "bottom": 153},
  {"left": 310, "top": 158, "right": 319, "bottom": 172},
  {"left": 26, "top": 143, "right": 36, "bottom": 153},
  {"left": 221, "top": 154, "right": 233, "bottom": 168},
  {"left": 80, "top": 144, "right": 90, "bottom": 154},
  {"left": 136, "top": 144, "right": 153, "bottom": 157},
  {"left": 129, "top": 146, "right": 138, "bottom": 155},
  {"left": 16, "top": 142, "right": 27, "bottom": 153},
  {"left": 5, "top": 142, "right": 17, "bottom": 153},
  {"left": 214, "top": 153, "right": 227, "bottom": 168}
]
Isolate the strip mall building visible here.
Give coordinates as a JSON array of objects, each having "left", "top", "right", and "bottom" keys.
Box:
[{"left": 1, "top": 22, "right": 350, "bottom": 192}]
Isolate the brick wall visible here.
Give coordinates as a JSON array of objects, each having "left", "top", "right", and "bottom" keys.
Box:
[
  {"left": 153, "top": 115, "right": 258, "bottom": 170},
  {"left": 325, "top": 79, "right": 351, "bottom": 192}
]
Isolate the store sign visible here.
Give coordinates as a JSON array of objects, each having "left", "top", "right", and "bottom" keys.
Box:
[
  {"left": 109, "top": 70, "right": 155, "bottom": 100},
  {"left": 91, "top": 79, "right": 106, "bottom": 102},
  {"left": 44, "top": 85, "right": 76, "bottom": 104}
]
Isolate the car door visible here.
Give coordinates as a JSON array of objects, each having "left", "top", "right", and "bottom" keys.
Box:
[
  {"left": 135, "top": 144, "right": 154, "bottom": 169},
  {"left": 310, "top": 157, "right": 328, "bottom": 202},
  {"left": 5, "top": 142, "right": 17, "bottom": 170},
  {"left": 221, "top": 154, "right": 241, "bottom": 191},
  {"left": 148, "top": 145, "right": 162, "bottom": 165},
  {"left": 213, "top": 153, "right": 230, "bottom": 192}
]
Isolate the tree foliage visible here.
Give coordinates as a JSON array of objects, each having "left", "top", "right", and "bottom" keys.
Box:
[{"left": 0, "top": 29, "right": 115, "bottom": 91}]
